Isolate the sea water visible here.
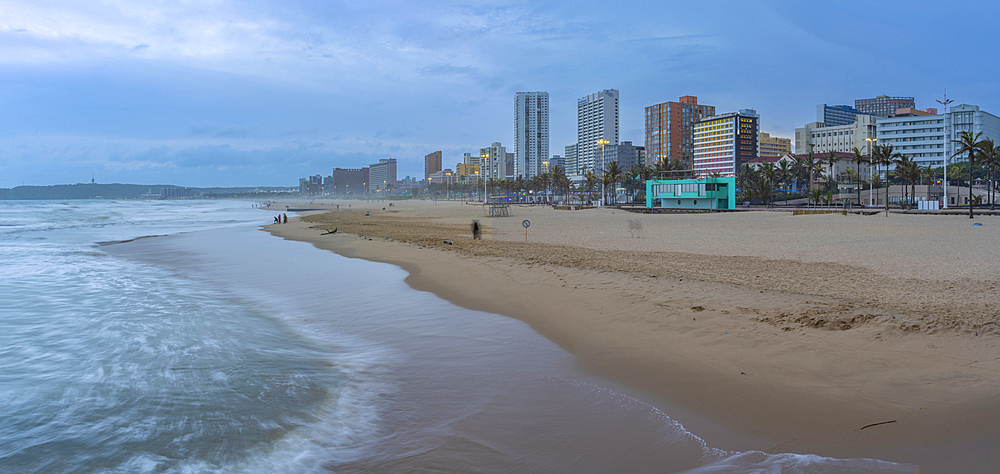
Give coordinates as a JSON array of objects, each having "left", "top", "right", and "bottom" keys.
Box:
[{"left": 0, "top": 200, "right": 916, "bottom": 473}]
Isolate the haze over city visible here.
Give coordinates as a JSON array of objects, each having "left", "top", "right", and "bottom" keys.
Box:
[{"left": 2, "top": 0, "right": 998, "bottom": 188}]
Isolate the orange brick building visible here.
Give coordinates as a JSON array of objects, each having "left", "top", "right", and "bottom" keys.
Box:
[{"left": 644, "top": 96, "right": 715, "bottom": 169}]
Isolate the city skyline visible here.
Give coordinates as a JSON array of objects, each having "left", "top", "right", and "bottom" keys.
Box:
[{"left": 2, "top": 0, "right": 998, "bottom": 187}]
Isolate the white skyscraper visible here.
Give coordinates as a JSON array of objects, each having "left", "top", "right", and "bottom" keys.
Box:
[
  {"left": 576, "top": 89, "right": 619, "bottom": 176},
  {"left": 515, "top": 92, "right": 549, "bottom": 179}
]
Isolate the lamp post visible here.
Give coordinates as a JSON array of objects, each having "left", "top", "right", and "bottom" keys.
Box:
[
  {"left": 937, "top": 93, "right": 953, "bottom": 208},
  {"left": 597, "top": 138, "right": 609, "bottom": 206},
  {"left": 481, "top": 153, "right": 489, "bottom": 204},
  {"left": 865, "top": 137, "right": 877, "bottom": 207}
]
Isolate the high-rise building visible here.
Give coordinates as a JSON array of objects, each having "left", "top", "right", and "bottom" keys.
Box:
[
  {"left": 795, "top": 115, "right": 878, "bottom": 156},
  {"left": 368, "top": 158, "right": 397, "bottom": 194},
  {"left": 479, "top": 142, "right": 509, "bottom": 181},
  {"left": 817, "top": 104, "right": 869, "bottom": 126},
  {"left": 565, "top": 144, "right": 578, "bottom": 175},
  {"left": 759, "top": 132, "right": 792, "bottom": 156},
  {"left": 856, "top": 95, "right": 916, "bottom": 118},
  {"left": 331, "top": 167, "right": 368, "bottom": 195},
  {"left": 577, "top": 89, "right": 619, "bottom": 176},
  {"left": 424, "top": 151, "right": 442, "bottom": 182},
  {"left": 644, "top": 96, "right": 715, "bottom": 169},
  {"left": 692, "top": 109, "right": 759, "bottom": 176},
  {"left": 515, "top": 92, "right": 549, "bottom": 179}
]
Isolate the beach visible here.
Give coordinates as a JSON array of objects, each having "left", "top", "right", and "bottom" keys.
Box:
[{"left": 269, "top": 199, "right": 1000, "bottom": 472}]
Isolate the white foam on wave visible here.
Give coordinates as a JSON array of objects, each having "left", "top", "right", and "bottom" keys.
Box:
[{"left": 558, "top": 379, "right": 917, "bottom": 474}]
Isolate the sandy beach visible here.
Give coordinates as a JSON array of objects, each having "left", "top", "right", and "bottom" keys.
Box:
[{"left": 267, "top": 199, "right": 1000, "bottom": 471}]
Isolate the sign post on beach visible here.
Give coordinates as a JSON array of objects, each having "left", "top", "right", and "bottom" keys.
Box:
[{"left": 522, "top": 219, "right": 530, "bottom": 241}]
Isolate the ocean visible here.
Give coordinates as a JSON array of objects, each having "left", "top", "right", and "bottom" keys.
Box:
[{"left": 0, "top": 199, "right": 916, "bottom": 473}]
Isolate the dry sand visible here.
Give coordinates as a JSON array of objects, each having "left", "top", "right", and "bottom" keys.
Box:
[{"left": 267, "top": 198, "right": 1000, "bottom": 471}]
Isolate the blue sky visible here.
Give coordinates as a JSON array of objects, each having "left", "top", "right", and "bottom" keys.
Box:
[{"left": 2, "top": 0, "right": 998, "bottom": 187}]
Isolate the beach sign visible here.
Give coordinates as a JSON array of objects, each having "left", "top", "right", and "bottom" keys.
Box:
[{"left": 522, "top": 219, "right": 530, "bottom": 241}]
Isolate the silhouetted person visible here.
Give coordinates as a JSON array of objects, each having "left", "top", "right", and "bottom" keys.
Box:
[{"left": 472, "top": 220, "right": 481, "bottom": 239}]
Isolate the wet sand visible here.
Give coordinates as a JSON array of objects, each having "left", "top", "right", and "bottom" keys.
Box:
[{"left": 267, "top": 198, "right": 1000, "bottom": 472}]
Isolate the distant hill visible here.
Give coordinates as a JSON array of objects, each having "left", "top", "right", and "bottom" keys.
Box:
[{"left": 0, "top": 183, "right": 296, "bottom": 200}]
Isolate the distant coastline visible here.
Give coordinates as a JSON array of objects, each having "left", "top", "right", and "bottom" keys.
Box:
[{"left": 0, "top": 183, "right": 296, "bottom": 200}]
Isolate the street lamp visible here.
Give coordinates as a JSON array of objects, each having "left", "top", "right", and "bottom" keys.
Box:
[
  {"left": 865, "top": 137, "right": 877, "bottom": 207},
  {"left": 597, "top": 138, "right": 610, "bottom": 206},
  {"left": 481, "top": 153, "right": 489, "bottom": 203},
  {"left": 937, "top": 93, "right": 953, "bottom": 208}
]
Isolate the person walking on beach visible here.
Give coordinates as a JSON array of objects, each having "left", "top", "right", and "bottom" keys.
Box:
[
  {"left": 274, "top": 216, "right": 279, "bottom": 223},
  {"left": 283, "top": 213, "right": 288, "bottom": 224},
  {"left": 472, "top": 220, "right": 481, "bottom": 239}
]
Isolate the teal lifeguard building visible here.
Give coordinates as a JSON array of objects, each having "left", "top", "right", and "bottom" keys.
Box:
[{"left": 645, "top": 177, "right": 736, "bottom": 210}]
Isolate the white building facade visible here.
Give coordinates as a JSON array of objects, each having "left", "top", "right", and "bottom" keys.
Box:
[
  {"left": 795, "top": 114, "right": 877, "bottom": 156},
  {"left": 576, "top": 89, "right": 619, "bottom": 176},
  {"left": 368, "top": 158, "right": 397, "bottom": 193},
  {"left": 479, "top": 142, "right": 509, "bottom": 181},
  {"left": 877, "top": 104, "right": 1000, "bottom": 168},
  {"left": 514, "top": 92, "right": 549, "bottom": 179}
]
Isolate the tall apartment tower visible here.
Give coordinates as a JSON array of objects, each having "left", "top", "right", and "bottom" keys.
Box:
[
  {"left": 368, "top": 158, "right": 397, "bottom": 193},
  {"left": 577, "top": 89, "right": 619, "bottom": 175},
  {"left": 424, "top": 151, "right": 442, "bottom": 182},
  {"left": 644, "top": 96, "right": 715, "bottom": 169},
  {"left": 515, "top": 92, "right": 549, "bottom": 179},
  {"left": 855, "top": 95, "right": 915, "bottom": 118},
  {"left": 692, "top": 109, "right": 759, "bottom": 176}
]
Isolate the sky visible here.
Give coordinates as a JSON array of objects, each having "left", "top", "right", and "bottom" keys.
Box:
[{"left": 2, "top": 0, "right": 999, "bottom": 188}]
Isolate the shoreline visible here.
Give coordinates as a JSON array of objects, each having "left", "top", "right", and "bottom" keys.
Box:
[{"left": 266, "top": 199, "right": 1000, "bottom": 471}]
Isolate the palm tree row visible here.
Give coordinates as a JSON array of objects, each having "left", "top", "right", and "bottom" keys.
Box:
[{"left": 951, "top": 131, "right": 1000, "bottom": 217}]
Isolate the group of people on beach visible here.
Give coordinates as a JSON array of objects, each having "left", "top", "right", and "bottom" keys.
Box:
[{"left": 273, "top": 213, "right": 287, "bottom": 224}]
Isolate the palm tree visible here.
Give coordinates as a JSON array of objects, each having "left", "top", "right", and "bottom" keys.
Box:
[
  {"left": 851, "top": 147, "right": 869, "bottom": 206},
  {"left": 872, "top": 144, "right": 901, "bottom": 212},
  {"left": 760, "top": 162, "right": 778, "bottom": 207},
  {"left": 894, "top": 154, "right": 913, "bottom": 207},
  {"left": 776, "top": 159, "right": 793, "bottom": 199},
  {"left": 953, "top": 131, "right": 985, "bottom": 218},
  {"left": 804, "top": 151, "right": 817, "bottom": 193},
  {"left": 824, "top": 152, "right": 840, "bottom": 193},
  {"left": 978, "top": 139, "right": 999, "bottom": 210},
  {"left": 604, "top": 160, "right": 623, "bottom": 205},
  {"left": 809, "top": 188, "right": 824, "bottom": 207},
  {"left": 583, "top": 170, "right": 598, "bottom": 205}
]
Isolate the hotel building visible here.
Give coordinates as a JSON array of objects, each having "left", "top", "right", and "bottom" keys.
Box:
[
  {"left": 795, "top": 114, "right": 877, "bottom": 156},
  {"left": 759, "top": 132, "right": 791, "bottom": 156},
  {"left": 479, "top": 142, "right": 509, "bottom": 181},
  {"left": 424, "top": 151, "right": 442, "bottom": 182},
  {"left": 877, "top": 103, "right": 1000, "bottom": 168},
  {"left": 368, "top": 158, "right": 397, "bottom": 194},
  {"left": 514, "top": 92, "right": 549, "bottom": 179},
  {"left": 817, "top": 104, "right": 869, "bottom": 126},
  {"left": 644, "top": 96, "right": 715, "bottom": 168},
  {"left": 692, "top": 109, "right": 759, "bottom": 176},
  {"left": 856, "top": 95, "right": 915, "bottom": 118},
  {"left": 576, "top": 89, "right": 619, "bottom": 175}
]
